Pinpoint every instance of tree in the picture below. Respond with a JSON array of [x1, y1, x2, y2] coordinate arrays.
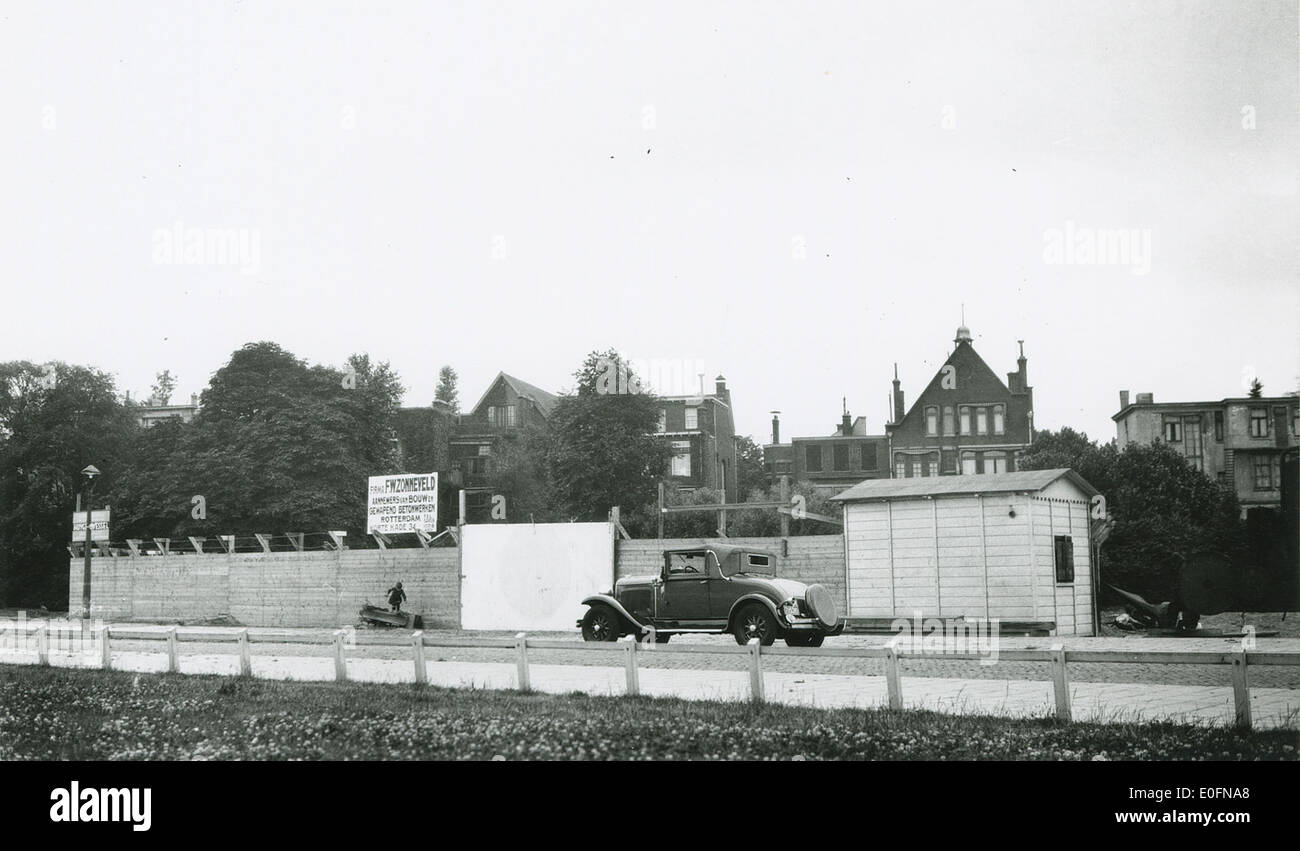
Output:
[[1248, 378, 1263, 399], [545, 350, 670, 522], [734, 435, 767, 498], [0, 361, 137, 607], [1016, 427, 1116, 495], [108, 342, 406, 540], [150, 370, 177, 406], [484, 420, 556, 523], [1019, 427, 1241, 602], [435, 365, 459, 412]]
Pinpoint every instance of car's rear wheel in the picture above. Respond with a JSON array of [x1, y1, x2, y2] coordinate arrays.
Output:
[[733, 604, 778, 646], [581, 605, 621, 642], [785, 633, 825, 648]]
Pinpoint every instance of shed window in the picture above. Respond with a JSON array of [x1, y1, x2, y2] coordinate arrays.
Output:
[[1054, 535, 1075, 583]]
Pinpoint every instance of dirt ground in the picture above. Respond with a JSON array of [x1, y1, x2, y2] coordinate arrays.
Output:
[[1098, 607, 1300, 638]]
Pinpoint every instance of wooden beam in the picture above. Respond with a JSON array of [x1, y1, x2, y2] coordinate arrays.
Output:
[[254, 534, 272, 554], [284, 532, 305, 552], [327, 530, 347, 550], [152, 538, 171, 555], [187, 536, 205, 554]]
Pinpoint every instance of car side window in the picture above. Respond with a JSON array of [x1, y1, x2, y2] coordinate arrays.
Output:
[[665, 552, 707, 578]]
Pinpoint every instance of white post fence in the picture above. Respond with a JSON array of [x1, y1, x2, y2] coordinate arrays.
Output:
[[8, 623, 1291, 732]]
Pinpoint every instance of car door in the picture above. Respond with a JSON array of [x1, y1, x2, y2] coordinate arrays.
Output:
[[708, 551, 752, 620], [655, 551, 712, 625]]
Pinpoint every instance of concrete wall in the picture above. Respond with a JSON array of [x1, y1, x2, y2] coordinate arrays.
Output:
[[71, 534, 848, 629], [70, 547, 461, 628], [615, 536, 846, 614]]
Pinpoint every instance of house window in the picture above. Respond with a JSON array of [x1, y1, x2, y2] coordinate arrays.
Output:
[[502, 405, 516, 427], [657, 409, 666, 433], [1163, 419, 1182, 442], [1214, 411, 1224, 441], [1054, 536, 1075, 583], [924, 453, 938, 477], [925, 406, 938, 436], [1249, 408, 1268, 438], [975, 407, 988, 435], [894, 455, 907, 478], [943, 406, 955, 436], [861, 443, 878, 471], [833, 444, 850, 471], [805, 445, 823, 473], [985, 451, 1007, 474], [1252, 454, 1276, 490], [671, 440, 692, 477], [993, 405, 1005, 435], [477, 445, 491, 456], [486, 406, 495, 425], [959, 406, 971, 435], [684, 407, 699, 430], [961, 452, 977, 475]]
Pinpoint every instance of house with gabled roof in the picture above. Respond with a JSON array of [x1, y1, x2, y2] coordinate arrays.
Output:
[[449, 371, 558, 499], [885, 323, 1034, 478]]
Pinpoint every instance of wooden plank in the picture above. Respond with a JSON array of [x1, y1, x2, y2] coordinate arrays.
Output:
[[625, 640, 639, 696], [412, 631, 427, 685], [238, 629, 251, 676], [1231, 650, 1251, 730], [884, 637, 903, 710], [747, 639, 764, 703], [515, 632, 530, 691], [1050, 643, 1071, 722], [332, 630, 347, 681]]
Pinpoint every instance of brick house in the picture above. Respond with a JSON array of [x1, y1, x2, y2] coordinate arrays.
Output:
[[450, 372, 558, 497], [885, 325, 1034, 477], [763, 405, 889, 495], [1113, 390, 1300, 514], [655, 376, 737, 502]]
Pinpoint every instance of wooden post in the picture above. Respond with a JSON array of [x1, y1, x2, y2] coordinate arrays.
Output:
[[238, 629, 252, 676], [413, 631, 427, 686], [747, 638, 764, 703], [98, 626, 111, 670], [459, 490, 467, 526], [1230, 650, 1251, 730], [1050, 643, 1071, 722], [285, 532, 304, 552], [779, 476, 790, 537], [515, 632, 530, 691], [255, 534, 272, 554], [35, 624, 48, 666], [166, 627, 179, 673], [625, 639, 640, 696], [187, 536, 205, 554], [884, 636, 903, 710], [333, 630, 347, 682]]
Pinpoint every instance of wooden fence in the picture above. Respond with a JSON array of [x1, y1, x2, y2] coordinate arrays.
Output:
[[10, 622, 1298, 731]]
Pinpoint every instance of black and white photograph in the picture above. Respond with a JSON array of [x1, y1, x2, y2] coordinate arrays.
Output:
[[0, 0, 1296, 833]]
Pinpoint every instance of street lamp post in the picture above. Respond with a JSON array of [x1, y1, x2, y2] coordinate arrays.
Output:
[[80, 465, 100, 621]]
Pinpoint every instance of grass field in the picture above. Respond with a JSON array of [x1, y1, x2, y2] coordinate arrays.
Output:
[[1, 665, 1296, 761]]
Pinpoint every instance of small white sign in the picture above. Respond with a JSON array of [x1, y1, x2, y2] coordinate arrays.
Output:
[[71, 510, 110, 543]]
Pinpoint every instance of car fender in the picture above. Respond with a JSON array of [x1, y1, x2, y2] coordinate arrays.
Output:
[[726, 594, 782, 629], [581, 594, 645, 631]]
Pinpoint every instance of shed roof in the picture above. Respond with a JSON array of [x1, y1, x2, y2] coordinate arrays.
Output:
[[829, 468, 1098, 502]]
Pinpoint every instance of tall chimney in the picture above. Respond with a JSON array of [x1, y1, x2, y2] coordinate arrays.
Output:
[[770, 411, 781, 445], [1119, 390, 1130, 409], [891, 364, 905, 424], [714, 375, 729, 401], [1017, 340, 1028, 390], [840, 397, 852, 435]]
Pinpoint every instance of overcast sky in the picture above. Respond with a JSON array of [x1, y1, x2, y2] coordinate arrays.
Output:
[[2, 0, 1296, 446]]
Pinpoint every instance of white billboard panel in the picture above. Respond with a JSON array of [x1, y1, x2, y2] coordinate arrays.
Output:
[[461, 522, 615, 631]]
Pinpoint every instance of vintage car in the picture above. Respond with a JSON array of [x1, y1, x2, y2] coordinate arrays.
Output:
[[577, 545, 843, 646]]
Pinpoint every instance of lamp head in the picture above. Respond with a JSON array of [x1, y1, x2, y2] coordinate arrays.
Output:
[[81, 465, 100, 480]]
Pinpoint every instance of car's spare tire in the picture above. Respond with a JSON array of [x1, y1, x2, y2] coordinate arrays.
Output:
[[804, 584, 839, 630]]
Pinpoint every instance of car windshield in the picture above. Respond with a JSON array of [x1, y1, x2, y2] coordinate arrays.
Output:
[[723, 552, 776, 577]]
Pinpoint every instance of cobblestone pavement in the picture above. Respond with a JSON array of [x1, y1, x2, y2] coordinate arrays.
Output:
[[3, 624, 1297, 730]]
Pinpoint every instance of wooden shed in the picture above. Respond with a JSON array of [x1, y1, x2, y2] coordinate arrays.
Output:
[[830, 468, 1100, 636]]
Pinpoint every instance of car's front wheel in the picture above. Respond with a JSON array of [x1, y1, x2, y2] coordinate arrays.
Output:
[[581, 605, 622, 642], [733, 604, 778, 646], [785, 633, 825, 648]]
